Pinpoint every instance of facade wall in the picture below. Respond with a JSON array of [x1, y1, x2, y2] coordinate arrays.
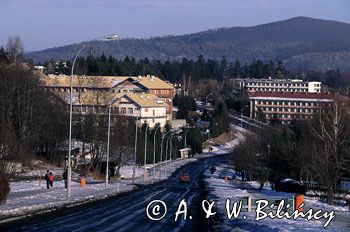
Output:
[[113, 99, 167, 128], [239, 79, 321, 93], [250, 97, 333, 123]]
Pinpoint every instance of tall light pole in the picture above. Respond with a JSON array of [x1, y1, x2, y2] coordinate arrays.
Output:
[[240, 105, 249, 128], [160, 130, 172, 178], [165, 134, 173, 177], [67, 34, 119, 198], [132, 112, 140, 183], [153, 125, 160, 180], [105, 103, 112, 188], [183, 126, 194, 148], [144, 124, 150, 182], [205, 93, 213, 110]]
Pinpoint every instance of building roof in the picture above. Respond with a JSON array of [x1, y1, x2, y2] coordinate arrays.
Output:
[[119, 93, 168, 108], [42, 75, 131, 88], [238, 78, 321, 84], [250, 91, 335, 100], [131, 76, 174, 90], [42, 75, 174, 90]]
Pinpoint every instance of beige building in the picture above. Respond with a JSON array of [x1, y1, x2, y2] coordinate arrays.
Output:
[[41, 74, 175, 123], [112, 93, 168, 127]]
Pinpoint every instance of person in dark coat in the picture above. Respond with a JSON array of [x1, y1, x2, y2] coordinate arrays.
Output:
[[62, 169, 68, 189], [44, 170, 50, 189], [49, 172, 54, 188]]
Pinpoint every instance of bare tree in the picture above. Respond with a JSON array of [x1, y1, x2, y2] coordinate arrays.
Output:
[[6, 36, 24, 64], [311, 98, 350, 204]]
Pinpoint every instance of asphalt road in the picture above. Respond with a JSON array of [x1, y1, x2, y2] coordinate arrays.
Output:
[[2, 156, 225, 232]]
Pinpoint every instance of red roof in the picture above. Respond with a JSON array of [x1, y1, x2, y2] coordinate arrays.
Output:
[[250, 91, 335, 100]]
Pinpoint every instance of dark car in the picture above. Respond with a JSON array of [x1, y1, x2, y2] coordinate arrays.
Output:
[[275, 178, 306, 194]]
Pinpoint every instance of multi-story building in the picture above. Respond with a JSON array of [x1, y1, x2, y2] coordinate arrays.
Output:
[[111, 93, 168, 127], [236, 78, 322, 93], [249, 92, 334, 124], [41, 74, 175, 122]]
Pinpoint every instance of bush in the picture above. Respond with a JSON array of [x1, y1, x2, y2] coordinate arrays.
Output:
[[0, 178, 10, 204]]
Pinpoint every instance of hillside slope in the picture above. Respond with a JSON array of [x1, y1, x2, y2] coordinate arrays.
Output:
[[26, 17, 350, 71]]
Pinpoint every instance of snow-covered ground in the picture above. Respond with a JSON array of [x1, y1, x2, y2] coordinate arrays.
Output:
[[0, 128, 245, 224], [0, 156, 199, 223], [204, 165, 350, 232], [1, 180, 134, 222]]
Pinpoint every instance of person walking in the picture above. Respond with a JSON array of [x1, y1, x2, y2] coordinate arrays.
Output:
[[44, 170, 50, 189], [49, 172, 54, 188], [62, 169, 68, 189]]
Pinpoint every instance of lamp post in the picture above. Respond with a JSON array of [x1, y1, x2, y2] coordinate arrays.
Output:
[[169, 134, 173, 174], [160, 130, 172, 178], [240, 105, 249, 128], [153, 125, 160, 180], [205, 93, 213, 110], [144, 124, 150, 182], [132, 111, 140, 183], [105, 103, 112, 188], [67, 34, 119, 198], [165, 134, 173, 177], [183, 126, 194, 148]]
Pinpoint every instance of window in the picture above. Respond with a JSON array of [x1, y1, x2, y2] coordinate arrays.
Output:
[[128, 108, 133, 114], [121, 107, 126, 114], [145, 108, 148, 112], [153, 109, 155, 116]]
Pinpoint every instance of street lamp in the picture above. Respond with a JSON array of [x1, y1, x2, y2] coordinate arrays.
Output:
[[144, 123, 150, 182], [160, 130, 172, 178], [153, 125, 160, 180], [240, 105, 249, 128], [183, 126, 194, 149], [165, 134, 173, 177], [204, 93, 213, 121], [132, 112, 140, 183], [105, 102, 112, 188], [67, 34, 119, 198], [205, 93, 213, 110]]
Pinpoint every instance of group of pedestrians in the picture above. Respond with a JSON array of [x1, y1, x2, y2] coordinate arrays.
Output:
[[44, 169, 68, 190]]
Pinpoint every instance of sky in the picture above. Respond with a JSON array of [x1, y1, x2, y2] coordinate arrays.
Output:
[[0, 0, 349, 51]]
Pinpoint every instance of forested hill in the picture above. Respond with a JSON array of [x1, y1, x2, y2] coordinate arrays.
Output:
[[26, 17, 350, 72]]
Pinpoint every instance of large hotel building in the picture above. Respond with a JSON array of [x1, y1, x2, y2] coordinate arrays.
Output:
[[41, 74, 175, 127], [249, 92, 334, 123], [237, 78, 322, 93]]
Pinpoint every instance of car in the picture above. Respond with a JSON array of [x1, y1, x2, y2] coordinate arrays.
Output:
[[275, 178, 306, 194], [180, 173, 190, 182]]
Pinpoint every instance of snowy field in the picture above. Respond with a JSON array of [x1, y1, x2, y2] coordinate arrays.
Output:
[[204, 165, 350, 232]]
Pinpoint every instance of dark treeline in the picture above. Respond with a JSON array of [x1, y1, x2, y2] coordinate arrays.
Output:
[[40, 55, 289, 83]]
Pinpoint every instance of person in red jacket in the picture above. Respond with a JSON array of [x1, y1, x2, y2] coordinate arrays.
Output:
[[49, 172, 54, 188]]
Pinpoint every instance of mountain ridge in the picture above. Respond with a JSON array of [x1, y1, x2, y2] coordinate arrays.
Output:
[[26, 17, 350, 72]]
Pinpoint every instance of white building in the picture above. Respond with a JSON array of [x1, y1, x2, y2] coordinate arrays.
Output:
[[112, 93, 168, 127], [249, 92, 334, 124], [237, 78, 321, 93]]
